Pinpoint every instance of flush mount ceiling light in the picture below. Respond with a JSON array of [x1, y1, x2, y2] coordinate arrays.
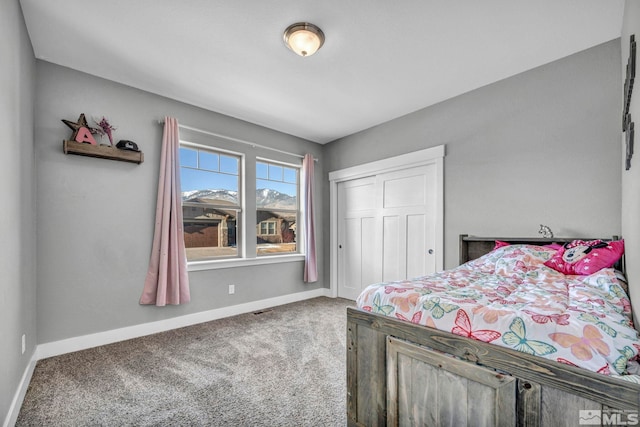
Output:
[[283, 22, 325, 57]]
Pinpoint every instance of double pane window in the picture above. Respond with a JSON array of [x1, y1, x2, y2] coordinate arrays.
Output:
[[179, 143, 302, 263], [180, 145, 241, 261]]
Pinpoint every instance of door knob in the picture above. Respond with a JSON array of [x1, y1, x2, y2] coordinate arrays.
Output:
[[428, 249, 434, 255]]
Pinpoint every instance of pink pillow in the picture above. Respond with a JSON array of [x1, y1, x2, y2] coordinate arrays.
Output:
[[544, 239, 624, 275], [545, 243, 563, 251], [494, 240, 510, 250]]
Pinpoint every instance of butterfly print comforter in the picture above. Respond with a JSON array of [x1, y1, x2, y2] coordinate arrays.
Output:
[[356, 244, 640, 379]]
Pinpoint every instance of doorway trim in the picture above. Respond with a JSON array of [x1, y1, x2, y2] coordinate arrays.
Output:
[[328, 145, 445, 297]]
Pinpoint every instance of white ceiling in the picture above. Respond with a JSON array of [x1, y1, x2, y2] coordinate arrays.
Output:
[[20, 0, 624, 144]]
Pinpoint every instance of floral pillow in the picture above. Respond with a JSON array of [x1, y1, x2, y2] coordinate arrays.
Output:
[[544, 239, 624, 275]]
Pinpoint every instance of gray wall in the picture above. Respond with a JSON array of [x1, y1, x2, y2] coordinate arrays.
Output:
[[34, 61, 324, 344], [1, 0, 37, 421], [621, 0, 640, 322], [324, 39, 622, 272]]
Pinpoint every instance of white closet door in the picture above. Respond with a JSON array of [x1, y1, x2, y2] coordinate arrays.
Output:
[[337, 177, 379, 300], [378, 164, 437, 282], [337, 164, 438, 300]]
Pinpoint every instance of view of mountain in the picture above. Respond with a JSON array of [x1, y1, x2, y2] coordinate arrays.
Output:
[[255, 188, 296, 209], [182, 189, 238, 205], [182, 188, 296, 209]]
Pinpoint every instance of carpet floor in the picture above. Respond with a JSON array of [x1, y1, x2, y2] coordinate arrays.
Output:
[[16, 297, 354, 426]]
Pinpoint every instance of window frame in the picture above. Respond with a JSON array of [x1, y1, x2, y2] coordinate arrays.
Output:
[[179, 141, 306, 271], [179, 141, 244, 262], [255, 157, 301, 257]]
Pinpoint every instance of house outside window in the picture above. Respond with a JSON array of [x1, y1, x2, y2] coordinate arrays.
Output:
[[256, 160, 299, 256], [179, 144, 241, 261]]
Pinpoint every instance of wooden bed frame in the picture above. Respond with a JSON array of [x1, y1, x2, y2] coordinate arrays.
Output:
[[346, 235, 639, 426]]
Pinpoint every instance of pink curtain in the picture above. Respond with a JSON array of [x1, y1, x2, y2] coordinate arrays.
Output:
[[302, 154, 318, 282], [140, 117, 190, 306]]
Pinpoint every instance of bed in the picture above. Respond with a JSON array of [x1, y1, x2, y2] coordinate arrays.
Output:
[[346, 235, 640, 426]]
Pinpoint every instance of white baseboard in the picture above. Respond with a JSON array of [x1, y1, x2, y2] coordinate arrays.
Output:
[[3, 355, 37, 427], [35, 288, 331, 361]]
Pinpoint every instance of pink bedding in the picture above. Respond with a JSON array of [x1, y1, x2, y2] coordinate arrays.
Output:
[[356, 244, 640, 378]]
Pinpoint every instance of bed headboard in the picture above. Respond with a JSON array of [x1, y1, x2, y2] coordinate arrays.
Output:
[[459, 234, 624, 272]]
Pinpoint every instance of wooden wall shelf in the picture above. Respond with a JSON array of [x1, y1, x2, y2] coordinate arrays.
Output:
[[63, 140, 144, 164]]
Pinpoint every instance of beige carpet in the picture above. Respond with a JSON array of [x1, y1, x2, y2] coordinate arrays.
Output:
[[17, 297, 353, 426]]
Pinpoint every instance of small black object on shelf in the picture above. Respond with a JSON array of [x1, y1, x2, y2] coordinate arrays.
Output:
[[116, 140, 140, 152]]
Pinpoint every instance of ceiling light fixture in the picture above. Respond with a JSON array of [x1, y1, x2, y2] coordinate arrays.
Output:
[[283, 22, 325, 57]]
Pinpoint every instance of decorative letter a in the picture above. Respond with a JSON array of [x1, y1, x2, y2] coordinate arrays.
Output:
[[75, 127, 97, 145]]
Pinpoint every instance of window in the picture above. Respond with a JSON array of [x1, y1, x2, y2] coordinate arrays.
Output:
[[178, 140, 304, 267], [179, 145, 241, 261], [259, 221, 278, 235], [256, 160, 299, 256]]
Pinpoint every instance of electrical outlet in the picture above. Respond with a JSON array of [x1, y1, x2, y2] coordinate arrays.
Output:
[[228, 284, 235, 295], [21, 334, 26, 355]]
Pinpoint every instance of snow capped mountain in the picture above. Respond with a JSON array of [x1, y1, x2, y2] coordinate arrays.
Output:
[[182, 188, 295, 209], [182, 189, 238, 204], [256, 188, 296, 209]]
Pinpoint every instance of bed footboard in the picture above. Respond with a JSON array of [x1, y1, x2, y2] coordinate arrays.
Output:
[[347, 307, 640, 427]]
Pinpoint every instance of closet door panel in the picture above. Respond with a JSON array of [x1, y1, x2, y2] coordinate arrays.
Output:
[[382, 215, 401, 282], [406, 214, 426, 279]]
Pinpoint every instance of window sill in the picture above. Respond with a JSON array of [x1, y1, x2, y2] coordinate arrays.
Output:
[[187, 254, 305, 271]]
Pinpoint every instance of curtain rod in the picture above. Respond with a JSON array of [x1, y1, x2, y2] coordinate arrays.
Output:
[[158, 120, 317, 162]]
